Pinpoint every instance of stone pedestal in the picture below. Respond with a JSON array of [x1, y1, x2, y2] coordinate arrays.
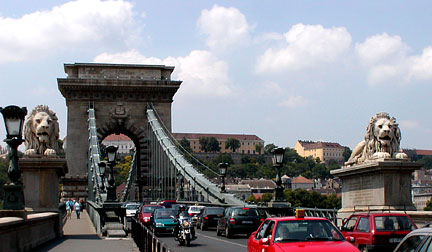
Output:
[[19, 158, 68, 212], [331, 159, 422, 221]]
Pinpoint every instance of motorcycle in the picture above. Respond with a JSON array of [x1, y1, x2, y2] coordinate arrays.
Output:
[[175, 215, 195, 246]]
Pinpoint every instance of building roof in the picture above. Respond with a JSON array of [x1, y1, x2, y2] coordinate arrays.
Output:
[[240, 179, 276, 189], [416, 149, 432, 156], [297, 140, 344, 149], [103, 134, 131, 141], [172, 133, 264, 142], [291, 175, 314, 184]]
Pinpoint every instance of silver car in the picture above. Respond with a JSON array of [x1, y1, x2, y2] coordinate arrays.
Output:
[[393, 227, 432, 252]]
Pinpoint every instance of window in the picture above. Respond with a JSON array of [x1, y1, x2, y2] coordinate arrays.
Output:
[[255, 220, 270, 240], [356, 217, 370, 232], [343, 217, 358, 232], [396, 235, 426, 252]]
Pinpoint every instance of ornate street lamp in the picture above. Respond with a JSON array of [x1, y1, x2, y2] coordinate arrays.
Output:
[[106, 145, 118, 201], [98, 162, 107, 192], [0, 105, 27, 210], [218, 162, 228, 193], [272, 148, 285, 202]]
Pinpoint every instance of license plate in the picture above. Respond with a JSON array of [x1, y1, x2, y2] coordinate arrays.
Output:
[[389, 238, 402, 243], [243, 221, 253, 224]]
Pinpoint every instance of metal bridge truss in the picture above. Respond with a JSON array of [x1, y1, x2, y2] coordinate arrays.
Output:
[[146, 105, 244, 206]]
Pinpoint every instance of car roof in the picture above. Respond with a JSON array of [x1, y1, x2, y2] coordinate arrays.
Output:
[[405, 227, 432, 236], [265, 216, 330, 221], [350, 213, 410, 217]]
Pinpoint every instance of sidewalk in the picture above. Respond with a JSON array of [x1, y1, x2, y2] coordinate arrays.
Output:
[[34, 210, 134, 252]]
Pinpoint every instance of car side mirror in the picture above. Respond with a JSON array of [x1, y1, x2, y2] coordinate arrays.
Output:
[[251, 231, 257, 236], [345, 236, 355, 243], [259, 237, 270, 245]]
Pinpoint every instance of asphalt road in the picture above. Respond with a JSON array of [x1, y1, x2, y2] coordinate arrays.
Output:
[[158, 227, 249, 252]]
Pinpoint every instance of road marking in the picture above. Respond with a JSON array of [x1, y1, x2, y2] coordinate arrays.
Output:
[[197, 233, 247, 248]]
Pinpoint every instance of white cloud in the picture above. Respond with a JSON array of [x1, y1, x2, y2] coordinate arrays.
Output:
[[256, 23, 352, 73], [355, 33, 408, 65], [409, 46, 432, 81], [197, 5, 252, 51], [278, 95, 308, 108], [93, 49, 232, 97], [261, 81, 283, 95], [0, 0, 136, 63], [367, 64, 402, 84], [400, 120, 420, 130]]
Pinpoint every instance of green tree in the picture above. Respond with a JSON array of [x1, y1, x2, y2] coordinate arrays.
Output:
[[343, 147, 352, 162], [208, 137, 221, 152], [261, 193, 273, 202], [264, 144, 277, 154], [425, 197, 432, 211], [255, 143, 263, 155], [199, 137, 210, 152], [225, 137, 241, 153], [178, 137, 192, 153], [419, 156, 432, 169], [114, 155, 132, 186]]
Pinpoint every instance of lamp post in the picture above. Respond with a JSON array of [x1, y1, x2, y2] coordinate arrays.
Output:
[[106, 145, 118, 201], [176, 172, 184, 201], [218, 162, 228, 193], [98, 162, 107, 192], [272, 148, 285, 202], [0, 105, 27, 210]]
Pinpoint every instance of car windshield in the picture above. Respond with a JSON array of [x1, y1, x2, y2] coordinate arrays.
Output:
[[155, 210, 176, 219], [274, 220, 344, 243], [143, 206, 161, 213], [127, 204, 139, 210], [189, 207, 204, 212], [207, 208, 224, 215], [374, 216, 415, 231], [232, 208, 259, 216]]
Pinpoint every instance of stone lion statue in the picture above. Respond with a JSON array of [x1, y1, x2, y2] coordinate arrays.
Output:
[[345, 112, 407, 166], [24, 105, 59, 157]]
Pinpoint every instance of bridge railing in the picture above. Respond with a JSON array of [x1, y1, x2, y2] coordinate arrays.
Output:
[[131, 217, 172, 252], [88, 107, 104, 203]]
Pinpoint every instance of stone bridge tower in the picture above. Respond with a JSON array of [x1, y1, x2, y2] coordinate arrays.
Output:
[[58, 63, 181, 201]]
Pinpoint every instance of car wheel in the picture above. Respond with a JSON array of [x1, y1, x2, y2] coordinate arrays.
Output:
[[216, 226, 222, 236], [201, 222, 206, 231], [225, 226, 232, 238]]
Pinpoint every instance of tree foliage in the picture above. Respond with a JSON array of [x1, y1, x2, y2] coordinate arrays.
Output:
[[343, 147, 352, 162], [255, 143, 263, 155], [178, 137, 192, 153], [225, 137, 240, 153], [114, 155, 132, 186], [418, 156, 432, 170], [285, 189, 341, 209], [425, 197, 432, 211], [199, 137, 220, 152]]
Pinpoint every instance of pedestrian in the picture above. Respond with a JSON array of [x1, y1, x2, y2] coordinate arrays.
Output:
[[74, 199, 82, 219], [66, 199, 73, 219]]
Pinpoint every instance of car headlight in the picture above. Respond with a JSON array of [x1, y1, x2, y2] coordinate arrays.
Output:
[[156, 223, 164, 227]]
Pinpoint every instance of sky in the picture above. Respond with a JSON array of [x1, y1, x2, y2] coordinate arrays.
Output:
[[0, 0, 431, 151]]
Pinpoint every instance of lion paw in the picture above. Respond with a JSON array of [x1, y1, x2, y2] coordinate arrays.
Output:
[[25, 149, 37, 156], [372, 152, 391, 159], [44, 149, 57, 157], [395, 152, 408, 159]]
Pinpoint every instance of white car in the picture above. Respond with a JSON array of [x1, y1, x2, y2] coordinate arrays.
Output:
[[187, 205, 205, 225], [125, 203, 140, 218]]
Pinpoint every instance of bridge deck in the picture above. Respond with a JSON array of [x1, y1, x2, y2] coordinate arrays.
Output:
[[34, 210, 136, 252]]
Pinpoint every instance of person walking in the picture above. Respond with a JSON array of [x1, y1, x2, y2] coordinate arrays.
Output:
[[66, 199, 73, 219], [74, 199, 82, 219]]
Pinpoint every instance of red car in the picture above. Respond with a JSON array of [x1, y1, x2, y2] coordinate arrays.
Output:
[[138, 204, 163, 225], [248, 210, 359, 252], [340, 212, 417, 252]]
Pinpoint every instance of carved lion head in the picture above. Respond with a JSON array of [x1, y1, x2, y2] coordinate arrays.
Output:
[[24, 105, 59, 156], [364, 112, 401, 159]]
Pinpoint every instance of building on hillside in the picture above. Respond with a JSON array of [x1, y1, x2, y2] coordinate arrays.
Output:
[[172, 133, 264, 154], [294, 140, 345, 165], [403, 149, 432, 161], [291, 175, 314, 190], [413, 192, 432, 210], [102, 134, 135, 154], [240, 179, 276, 194], [225, 184, 252, 200]]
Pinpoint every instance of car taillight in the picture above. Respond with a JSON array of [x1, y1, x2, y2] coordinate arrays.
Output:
[[229, 218, 236, 224], [189, 213, 194, 216], [204, 217, 209, 220], [260, 218, 264, 222]]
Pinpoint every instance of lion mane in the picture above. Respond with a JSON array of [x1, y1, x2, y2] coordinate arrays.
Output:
[[345, 112, 402, 166], [24, 105, 59, 157]]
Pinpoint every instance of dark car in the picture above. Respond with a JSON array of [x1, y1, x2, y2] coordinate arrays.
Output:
[[138, 204, 163, 225], [341, 213, 416, 252], [197, 207, 224, 230], [150, 208, 178, 236], [393, 227, 432, 252], [217, 206, 264, 238]]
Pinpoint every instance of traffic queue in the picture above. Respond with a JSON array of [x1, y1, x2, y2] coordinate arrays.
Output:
[[128, 200, 421, 252]]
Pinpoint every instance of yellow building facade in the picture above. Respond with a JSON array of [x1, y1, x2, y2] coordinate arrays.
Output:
[[294, 140, 345, 165], [172, 133, 264, 154]]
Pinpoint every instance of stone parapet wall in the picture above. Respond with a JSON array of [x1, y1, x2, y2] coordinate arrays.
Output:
[[0, 212, 60, 252]]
